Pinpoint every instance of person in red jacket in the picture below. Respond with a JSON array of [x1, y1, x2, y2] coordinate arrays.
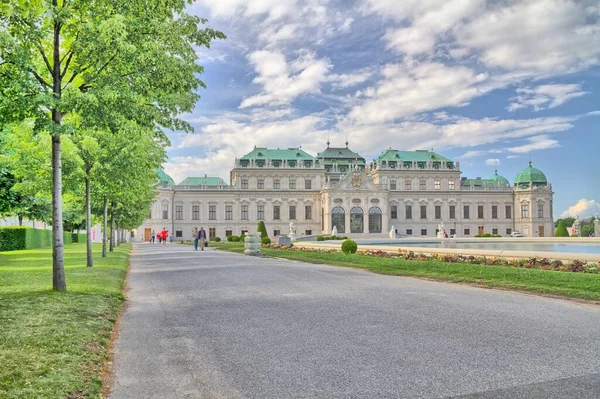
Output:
[[160, 228, 168, 246]]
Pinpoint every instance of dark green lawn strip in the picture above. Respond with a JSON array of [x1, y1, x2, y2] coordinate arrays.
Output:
[[0, 243, 130, 398], [215, 243, 600, 301]]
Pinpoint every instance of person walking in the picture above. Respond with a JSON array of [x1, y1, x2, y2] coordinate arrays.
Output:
[[161, 228, 168, 246], [198, 227, 207, 251], [193, 228, 199, 250], [151, 230, 156, 244]]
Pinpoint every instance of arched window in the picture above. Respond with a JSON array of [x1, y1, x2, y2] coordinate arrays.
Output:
[[331, 207, 345, 234], [350, 207, 364, 233], [368, 207, 382, 233]]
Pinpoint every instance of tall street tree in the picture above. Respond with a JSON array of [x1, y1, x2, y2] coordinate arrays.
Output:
[[0, 1, 224, 291]]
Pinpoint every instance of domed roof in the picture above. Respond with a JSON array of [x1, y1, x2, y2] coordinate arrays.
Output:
[[514, 162, 547, 185], [155, 168, 175, 187], [490, 170, 510, 187]]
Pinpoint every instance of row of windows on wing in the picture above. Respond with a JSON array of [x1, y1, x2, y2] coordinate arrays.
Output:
[[239, 159, 316, 168], [375, 160, 455, 170], [384, 203, 544, 220], [158, 204, 313, 221], [172, 227, 315, 239], [239, 178, 314, 190], [398, 227, 515, 236], [236, 178, 456, 190]]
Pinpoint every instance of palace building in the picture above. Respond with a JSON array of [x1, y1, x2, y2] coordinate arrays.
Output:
[[137, 144, 554, 241]]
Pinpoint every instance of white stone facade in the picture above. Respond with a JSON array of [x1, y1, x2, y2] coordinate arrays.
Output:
[[136, 148, 555, 241]]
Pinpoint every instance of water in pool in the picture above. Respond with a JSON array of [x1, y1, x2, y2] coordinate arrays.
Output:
[[381, 242, 600, 255]]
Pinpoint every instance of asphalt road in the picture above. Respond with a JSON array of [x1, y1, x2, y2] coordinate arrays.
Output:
[[109, 243, 600, 399]]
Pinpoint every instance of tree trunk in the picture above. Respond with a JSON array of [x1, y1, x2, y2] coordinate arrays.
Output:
[[18, 215, 23, 226], [116, 224, 121, 246], [109, 209, 114, 252], [102, 197, 107, 257], [85, 169, 93, 267], [51, 133, 66, 291]]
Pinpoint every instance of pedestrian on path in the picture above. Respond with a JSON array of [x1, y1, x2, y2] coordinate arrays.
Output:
[[193, 228, 199, 250], [160, 228, 168, 246], [151, 230, 156, 244], [198, 227, 206, 250]]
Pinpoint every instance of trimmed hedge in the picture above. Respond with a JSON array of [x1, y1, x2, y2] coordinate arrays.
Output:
[[0, 227, 83, 252], [261, 237, 271, 245], [341, 239, 358, 254]]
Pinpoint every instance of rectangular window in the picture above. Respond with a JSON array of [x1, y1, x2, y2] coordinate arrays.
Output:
[[538, 204, 544, 218], [405, 205, 412, 220], [420, 179, 426, 190], [305, 229, 312, 236], [506, 228, 512, 235], [406, 229, 412, 235], [175, 230, 182, 238], [273, 205, 280, 220], [305, 205, 312, 219], [405, 179, 412, 190], [257, 205, 264, 220], [175, 205, 183, 220], [421, 229, 427, 236], [391, 205, 398, 219], [226, 230, 232, 237], [209, 205, 216, 220], [521, 204, 529, 218], [273, 229, 280, 237], [492, 205, 498, 219], [241, 205, 248, 220], [390, 179, 397, 190], [257, 179, 264, 189], [225, 205, 232, 220], [162, 205, 168, 219], [273, 179, 280, 189], [289, 179, 296, 189], [478, 205, 484, 219], [192, 205, 199, 220], [420, 205, 427, 220], [464, 205, 470, 219], [449, 180, 455, 190], [505, 205, 512, 219], [449, 205, 456, 219], [434, 179, 441, 190], [289, 205, 296, 220], [450, 228, 456, 236], [464, 228, 470, 236], [492, 228, 498, 235], [305, 179, 312, 189], [435, 205, 441, 219], [241, 179, 248, 189]]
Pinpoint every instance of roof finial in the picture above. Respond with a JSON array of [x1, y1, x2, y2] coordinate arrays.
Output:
[[327, 132, 330, 148], [528, 160, 532, 167], [345, 132, 348, 148]]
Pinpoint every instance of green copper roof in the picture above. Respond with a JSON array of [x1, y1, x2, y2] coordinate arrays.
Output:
[[462, 177, 508, 188], [240, 147, 314, 160], [377, 149, 452, 162], [514, 162, 547, 185], [179, 176, 228, 186], [490, 170, 510, 187], [155, 168, 175, 187], [317, 147, 365, 162]]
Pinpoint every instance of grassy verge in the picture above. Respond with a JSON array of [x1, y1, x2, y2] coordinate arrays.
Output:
[[214, 243, 600, 301], [0, 242, 131, 398]]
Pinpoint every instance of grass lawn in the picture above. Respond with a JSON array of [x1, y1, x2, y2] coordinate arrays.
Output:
[[0, 242, 130, 398], [213, 242, 600, 301]]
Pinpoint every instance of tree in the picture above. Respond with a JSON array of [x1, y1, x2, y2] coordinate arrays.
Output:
[[555, 221, 569, 237], [555, 217, 575, 228], [1, 2, 225, 291], [257, 221, 268, 239]]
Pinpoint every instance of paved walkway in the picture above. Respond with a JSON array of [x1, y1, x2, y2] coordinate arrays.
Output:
[[110, 243, 600, 398]]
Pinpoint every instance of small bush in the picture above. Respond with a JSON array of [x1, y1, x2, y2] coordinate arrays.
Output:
[[341, 239, 358, 254], [261, 237, 271, 245], [214, 237, 221, 242], [231, 235, 240, 242], [555, 221, 569, 237], [240, 233, 246, 242], [342, 236, 348, 239], [257, 221, 268, 239], [316, 236, 325, 241], [227, 235, 233, 242]]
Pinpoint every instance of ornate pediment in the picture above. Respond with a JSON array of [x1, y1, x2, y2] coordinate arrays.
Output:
[[330, 170, 383, 192]]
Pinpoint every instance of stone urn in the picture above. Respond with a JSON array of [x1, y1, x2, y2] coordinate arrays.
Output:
[[244, 231, 261, 256]]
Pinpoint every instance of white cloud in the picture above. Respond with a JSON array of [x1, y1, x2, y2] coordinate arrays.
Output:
[[485, 158, 500, 166], [505, 135, 560, 153], [560, 199, 600, 218], [328, 69, 374, 89], [508, 84, 588, 112], [240, 50, 331, 108], [347, 61, 488, 124], [459, 150, 484, 159]]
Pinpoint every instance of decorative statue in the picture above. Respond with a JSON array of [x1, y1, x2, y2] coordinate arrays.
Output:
[[332, 226, 338, 237], [389, 226, 396, 239], [594, 215, 600, 237], [288, 221, 297, 241], [572, 216, 581, 237]]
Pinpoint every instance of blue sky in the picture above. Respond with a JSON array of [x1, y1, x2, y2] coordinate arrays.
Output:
[[164, 0, 600, 219]]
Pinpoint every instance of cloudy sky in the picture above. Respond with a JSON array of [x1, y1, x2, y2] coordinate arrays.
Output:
[[164, 0, 600, 219]]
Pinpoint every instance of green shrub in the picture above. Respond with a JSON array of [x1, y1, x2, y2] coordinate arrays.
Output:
[[316, 236, 325, 241], [231, 235, 240, 242], [261, 237, 271, 245], [63, 232, 73, 245], [555, 221, 569, 237], [342, 236, 348, 239], [240, 233, 246, 242], [227, 235, 233, 242], [341, 239, 357, 254], [214, 236, 221, 242], [0, 227, 52, 252], [257, 221, 268, 239]]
